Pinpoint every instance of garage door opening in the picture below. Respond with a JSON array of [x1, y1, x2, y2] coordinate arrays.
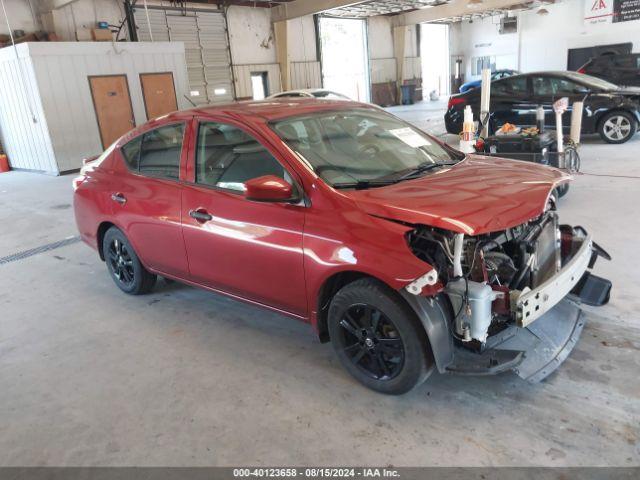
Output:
[[420, 23, 449, 99], [319, 17, 370, 102], [251, 72, 269, 100]]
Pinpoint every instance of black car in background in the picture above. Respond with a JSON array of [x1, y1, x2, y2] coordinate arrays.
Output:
[[445, 71, 640, 144], [578, 54, 640, 88]]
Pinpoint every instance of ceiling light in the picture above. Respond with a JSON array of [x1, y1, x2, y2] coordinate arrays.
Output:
[[537, 7, 549, 15]]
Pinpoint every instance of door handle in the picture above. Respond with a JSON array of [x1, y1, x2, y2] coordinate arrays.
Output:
[[189, 208, 212, 223], [111, 193, 126, 205]]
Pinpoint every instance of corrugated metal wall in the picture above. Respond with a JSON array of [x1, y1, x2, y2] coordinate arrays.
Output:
[[232, 63, 281, 99], [135, 7, 234, 105], [290, 61, 322, 90], [0, 44, 57, 173], [370, 56, 422, 84], [0, 42, 190, 174], [232, 62, 321, 99]]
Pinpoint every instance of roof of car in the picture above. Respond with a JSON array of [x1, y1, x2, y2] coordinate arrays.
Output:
[[274, 88, 328, 94], [150, 98, 377, 124]]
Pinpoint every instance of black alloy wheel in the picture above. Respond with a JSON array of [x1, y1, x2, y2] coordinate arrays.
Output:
[[338, 304, 405, 381], [107, 238, 135, 287], [103, 226, 156, 295], [328, 278, 433, 395]]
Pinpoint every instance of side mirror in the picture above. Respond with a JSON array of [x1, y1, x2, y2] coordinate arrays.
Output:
[[244, 175, 295, 202]]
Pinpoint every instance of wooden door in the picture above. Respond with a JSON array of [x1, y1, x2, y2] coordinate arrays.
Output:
[[89, 75, 135, 149], [140, 72, 178, 120]]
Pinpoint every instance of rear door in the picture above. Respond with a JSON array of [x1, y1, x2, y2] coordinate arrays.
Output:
[[180, 118, 307, 316], [490, 76, 533, 129], [112, 122, 190, 277]]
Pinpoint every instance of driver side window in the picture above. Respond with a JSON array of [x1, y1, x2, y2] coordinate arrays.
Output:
[[195, 122, 291, 192]]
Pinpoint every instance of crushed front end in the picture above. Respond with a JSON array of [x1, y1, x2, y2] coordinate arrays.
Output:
[[405, 208, 612, 382]]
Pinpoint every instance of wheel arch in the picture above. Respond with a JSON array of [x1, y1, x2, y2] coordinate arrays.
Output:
[[315, 270, 454, 371], [316, 270, 455, 373], [596, 109, 638, 143], [596, 108, 638, 130], [316, 270, 374, 343], [96, 221, 116, 261]]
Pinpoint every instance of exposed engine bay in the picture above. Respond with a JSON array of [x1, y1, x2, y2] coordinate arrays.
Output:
[[405, 208, 612, 355]]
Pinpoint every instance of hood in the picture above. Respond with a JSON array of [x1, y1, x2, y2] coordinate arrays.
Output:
[[343, 155, 570, 235]]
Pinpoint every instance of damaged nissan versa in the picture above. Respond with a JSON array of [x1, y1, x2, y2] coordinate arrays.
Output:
[[73, 99, 612, 394]]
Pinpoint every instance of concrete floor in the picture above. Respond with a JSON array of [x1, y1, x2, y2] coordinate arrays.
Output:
[[1, 103, 639, 466]]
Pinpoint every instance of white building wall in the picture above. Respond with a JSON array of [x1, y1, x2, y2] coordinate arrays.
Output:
[[451, 0, 640, 81], [0, 41, 189, 174], [0, 0, 125, 40], [0, 43, 57, 173], [0, 0, 39, 35], [288, 14, 321, 90], [368, 16, 395, 83], [368, 16, 421, 83], [226, 6, 319, 96]]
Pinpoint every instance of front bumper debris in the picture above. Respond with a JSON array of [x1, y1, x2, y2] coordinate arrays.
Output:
[[512, 233, 593, 327], [495, 299, 585, 382], [446, 299, 584, 383], [444, 229, 611, 383]]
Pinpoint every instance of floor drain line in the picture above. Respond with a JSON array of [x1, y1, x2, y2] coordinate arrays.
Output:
[[0, 236, 81, 265]]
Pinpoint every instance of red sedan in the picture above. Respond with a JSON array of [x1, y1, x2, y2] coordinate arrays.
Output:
[[74, 99, 611, 394]]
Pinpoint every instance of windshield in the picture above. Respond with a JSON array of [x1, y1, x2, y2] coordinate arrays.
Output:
[[271, 109, 463, 187], [565, 71, 619, 91]]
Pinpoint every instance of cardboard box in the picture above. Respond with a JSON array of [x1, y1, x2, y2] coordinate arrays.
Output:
[[91, 28, 113, 42]]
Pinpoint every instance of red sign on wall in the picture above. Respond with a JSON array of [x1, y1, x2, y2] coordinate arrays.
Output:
[[584, 0, 640, 23]]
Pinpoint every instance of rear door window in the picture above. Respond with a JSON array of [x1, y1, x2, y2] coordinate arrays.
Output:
[[121, 136, 142, 170], [138, 124, 185, 180]]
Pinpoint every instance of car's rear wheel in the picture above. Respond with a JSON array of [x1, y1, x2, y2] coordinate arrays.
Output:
[[327, 279, 433, 395], [103, 226, 156, 295], [598, 111, 637, 144]]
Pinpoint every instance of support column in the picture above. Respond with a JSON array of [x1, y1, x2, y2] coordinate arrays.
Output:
[[274, 20, 291, 92], [393, 25, 407, 105]]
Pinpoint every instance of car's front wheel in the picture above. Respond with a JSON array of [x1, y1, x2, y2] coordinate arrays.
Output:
[[327, 279, 433, 395], [598, 111, 637, 144], [103, 226, 156, 295]]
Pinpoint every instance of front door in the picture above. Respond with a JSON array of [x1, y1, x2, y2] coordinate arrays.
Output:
[[140, 72, 179, 120], [181, 119, 307, 316], [530, 75, 589, 132], [89, 75, 135, 148]]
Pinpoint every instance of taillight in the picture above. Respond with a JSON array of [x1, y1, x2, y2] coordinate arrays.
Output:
[[448, 96, 466, 109]]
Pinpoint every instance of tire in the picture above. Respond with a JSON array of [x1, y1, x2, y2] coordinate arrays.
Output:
[[598, 111, 637, 144], [327, 278, 433, 395], [103, 226, 156, 295]]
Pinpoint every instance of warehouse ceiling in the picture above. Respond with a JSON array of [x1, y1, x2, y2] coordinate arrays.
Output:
[[323, 0, 449, 18]]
